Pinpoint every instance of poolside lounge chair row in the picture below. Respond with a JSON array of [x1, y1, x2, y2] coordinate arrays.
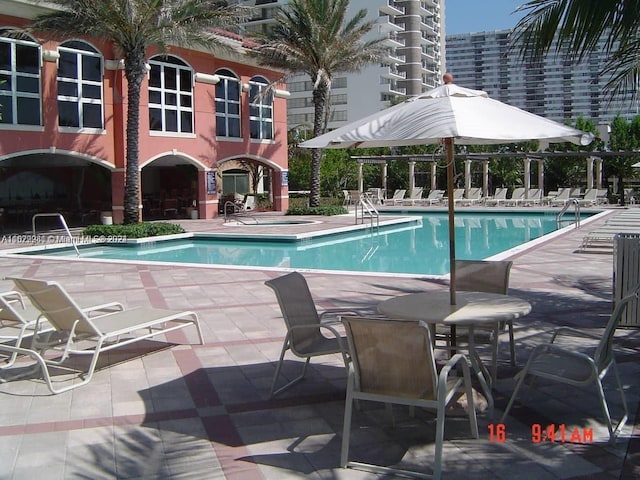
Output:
[[580, 210, 640, 252]]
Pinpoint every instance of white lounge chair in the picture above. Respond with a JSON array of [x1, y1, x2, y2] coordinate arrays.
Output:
[[484, 187, 508, 206], [1, 277, 203, 394], [579, 188, 599, 206], [504, 187, 525, 206], [550, 188, 573, 206], [458, 187, 483, 206], [417, 189, 444, 206], [402, 187, 424, 206], [388, 189, 407, 205]]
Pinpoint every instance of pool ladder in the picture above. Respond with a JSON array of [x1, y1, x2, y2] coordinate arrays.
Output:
[[355, 195, 379, 232], [223, 201, 258, 224], [556, 198, 581, 228]]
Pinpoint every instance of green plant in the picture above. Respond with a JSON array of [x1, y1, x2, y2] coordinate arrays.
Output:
[[285, 206, 347, 216], [82, 222, 185, 239]]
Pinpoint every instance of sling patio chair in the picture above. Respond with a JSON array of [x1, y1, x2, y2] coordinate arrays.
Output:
[[388, 189, 407, 205], [402, 187, 424, 206], [417, 189, 444, 206], [264, 271, 360, 398], [436, 260, 515, 386], [341, 316, 478, 480], [500, 283, 640, 443], [2, 277, 203, 394]]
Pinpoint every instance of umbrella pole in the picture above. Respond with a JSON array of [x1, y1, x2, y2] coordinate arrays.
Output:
[[445, 138, 456, 305]]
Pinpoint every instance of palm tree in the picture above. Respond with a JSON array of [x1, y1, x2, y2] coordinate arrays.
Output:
[[250, 0, 386, 207], [28, 0, 247, 223], [511, 0, 640, 102]]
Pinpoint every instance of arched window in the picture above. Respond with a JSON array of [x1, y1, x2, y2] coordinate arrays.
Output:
[[57, 40, 103, 129], [249, 75, 273, 140], [0, 28, 41, 126], [215, 68, 240, 138], [148, 55, 193, 133]]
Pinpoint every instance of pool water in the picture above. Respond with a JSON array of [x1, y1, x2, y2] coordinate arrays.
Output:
[[29, 212, 581, 276]]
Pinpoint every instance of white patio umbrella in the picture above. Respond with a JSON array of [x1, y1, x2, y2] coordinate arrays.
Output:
[[300, 80, 593, 304]]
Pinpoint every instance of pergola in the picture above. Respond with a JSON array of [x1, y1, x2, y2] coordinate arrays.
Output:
[[351, 151, 640, 198]]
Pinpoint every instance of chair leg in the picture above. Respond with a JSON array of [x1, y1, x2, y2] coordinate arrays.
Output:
[[507, 321, 516, 366], [269, 341, 311, 398], [340, 386, 354, 468], [599, 362, 629, 442], [500, 367, 529, 423]]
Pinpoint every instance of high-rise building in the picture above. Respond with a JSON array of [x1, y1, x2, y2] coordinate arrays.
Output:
[[445, 29, 637, 124], [237, 0, 446, 129]]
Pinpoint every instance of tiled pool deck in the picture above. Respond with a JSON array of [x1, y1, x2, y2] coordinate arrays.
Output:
[[0, 207, 639, 479]]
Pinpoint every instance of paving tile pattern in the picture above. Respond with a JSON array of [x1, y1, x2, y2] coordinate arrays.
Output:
[[0, 208, 639, 479]]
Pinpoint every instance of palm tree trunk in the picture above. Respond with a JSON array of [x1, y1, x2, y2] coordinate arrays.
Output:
[[122, 49, 146, 224], [310, 86, 328, 208]]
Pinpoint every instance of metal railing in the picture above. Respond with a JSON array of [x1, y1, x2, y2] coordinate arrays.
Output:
[[32, 213, 80, 257], [356, 195, 379, 231], [556, 198, 581, 228], [223, 201, 257, 224]]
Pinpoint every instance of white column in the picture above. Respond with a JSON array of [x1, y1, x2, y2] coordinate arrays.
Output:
[[382, 162, 388, 199], [524, 157, 531, 196], [482, 161, 489, 198], [586, 156, 594, 189], [431, 161, 437, 191], [409, 161, 416, 195], [538, 159, 545, 193], [358, 162, 364, 192], [595, 157, 603, 188], [464, 159, 472, 195]]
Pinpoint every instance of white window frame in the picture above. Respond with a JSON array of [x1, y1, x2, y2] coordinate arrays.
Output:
[[0, 30, 42, 129], [215, 69, 241, 138], [57, 40, 104, 132], [148, 55, 194, 135], [248, 76, 273, 141]]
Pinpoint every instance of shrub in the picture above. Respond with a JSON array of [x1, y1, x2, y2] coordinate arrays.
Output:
[[285, 206, 348, 216], [82, 222, 185, 239]]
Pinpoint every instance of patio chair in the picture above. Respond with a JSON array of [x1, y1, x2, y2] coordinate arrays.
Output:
[[443, 188, 465, 206], [341, 316, 478, 480], [2, 277, 203, 394], [550, 188, 572, 206], [523, 188, 542, 206], [500, 283, 640, 443], [264, 271, 359, 398], [402, 187, 424, 206], [438, 260, 515, 386], [578, 188, 599, 206]]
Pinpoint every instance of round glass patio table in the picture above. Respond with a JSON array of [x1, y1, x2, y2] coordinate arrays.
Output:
[[377, 290, 532, 414]]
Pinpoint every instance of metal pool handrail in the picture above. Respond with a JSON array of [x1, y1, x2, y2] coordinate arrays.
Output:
[[32, 213, 80, 257]]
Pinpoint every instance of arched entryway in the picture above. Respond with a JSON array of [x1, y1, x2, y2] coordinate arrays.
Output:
[[0, 150, 113, 228]]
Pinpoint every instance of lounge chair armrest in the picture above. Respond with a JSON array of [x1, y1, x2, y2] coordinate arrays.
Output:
[[83, 302, 125, 316], [0, 290, 26, 308], [438, 353, 473, 392], [550, 326, 600, 343]]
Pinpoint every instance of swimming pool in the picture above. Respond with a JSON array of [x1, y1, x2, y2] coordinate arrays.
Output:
[[16, 211, 596, 276]]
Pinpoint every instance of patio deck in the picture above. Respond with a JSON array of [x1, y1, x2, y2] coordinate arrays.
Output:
[[0, 208, 639, 479]]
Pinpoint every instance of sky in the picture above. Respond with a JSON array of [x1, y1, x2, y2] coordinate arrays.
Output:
[[445, 0, 526, 35]]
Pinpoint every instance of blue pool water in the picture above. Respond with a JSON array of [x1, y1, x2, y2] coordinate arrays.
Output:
[[26, 212, 583, 276]]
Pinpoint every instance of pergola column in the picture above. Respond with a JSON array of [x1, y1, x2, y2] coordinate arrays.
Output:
[[358, 162, 363, 192], [482, 160, 489, 197], [595, 157, 603, 188], [464, 159, 472, 195], [586, 156, 594, 189], [523, 157, 531, 196], [537, 159, 545, 193], [431, 161, 437, 191], [409, 161, 416, 195], [382, 162, 388, 199]]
